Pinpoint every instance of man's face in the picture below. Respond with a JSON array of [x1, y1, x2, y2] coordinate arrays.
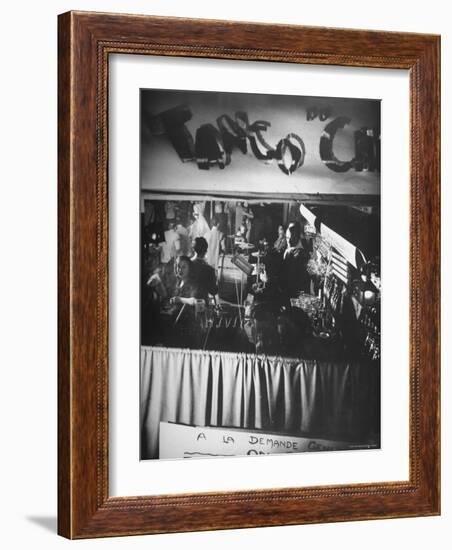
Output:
[[286, 228, 298, 247], [176, 258, 190, 279]]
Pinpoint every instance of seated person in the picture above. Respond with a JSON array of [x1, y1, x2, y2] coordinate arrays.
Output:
[[245, 245, 312, 356], [245, 251, 284, 354], [142, 267, 167, 346], [273, 224, 287, 254], [170, 255, 200, 307], [191, 237, 219, 305], [169, 256, 203, 348], [281, 221, 310, 298], [276, 306, 312, 356]]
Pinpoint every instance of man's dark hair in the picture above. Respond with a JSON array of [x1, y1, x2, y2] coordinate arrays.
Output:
[[193, 237, 208, 257]]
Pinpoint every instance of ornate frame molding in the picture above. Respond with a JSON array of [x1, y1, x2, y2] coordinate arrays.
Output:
[[58, 11, 440, 538]]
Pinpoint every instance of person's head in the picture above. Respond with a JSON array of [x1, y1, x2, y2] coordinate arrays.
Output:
[[278, 224, 285, 237], [175, 255, 192, 281], [193, 237, 208, 258], [286, 222, 301, 247], [167, 220, 175, 231]]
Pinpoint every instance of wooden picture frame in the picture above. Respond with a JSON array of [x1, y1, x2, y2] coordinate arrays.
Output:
[[58, 11, 440, 538]]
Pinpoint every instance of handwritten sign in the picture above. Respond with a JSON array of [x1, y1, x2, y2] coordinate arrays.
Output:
[[158, 422, 362, 459]]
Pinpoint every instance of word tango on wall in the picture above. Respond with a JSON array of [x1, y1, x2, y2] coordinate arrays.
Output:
[[146, 104, 380, 176]]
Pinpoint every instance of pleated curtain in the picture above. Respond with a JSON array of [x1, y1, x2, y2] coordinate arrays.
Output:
[[140, 346, 379, 459]]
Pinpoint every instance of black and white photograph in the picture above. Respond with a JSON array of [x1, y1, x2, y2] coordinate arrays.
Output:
[[1, 0, 445, 545], [139, 88, 381, 460]]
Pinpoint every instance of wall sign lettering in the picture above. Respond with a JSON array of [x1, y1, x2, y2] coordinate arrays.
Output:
[[147, 105, 380, 176]]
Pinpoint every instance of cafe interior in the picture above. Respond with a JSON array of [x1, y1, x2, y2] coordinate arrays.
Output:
[[140, 195, 381, 459]]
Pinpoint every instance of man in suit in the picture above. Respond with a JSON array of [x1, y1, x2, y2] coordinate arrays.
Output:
[[282, 222, 310, 299], [191, 237, 219, 305]]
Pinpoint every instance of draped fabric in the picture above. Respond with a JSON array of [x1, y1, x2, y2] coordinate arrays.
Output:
[[140, 346, 379, 459], [206, 226, 222, 269], [189, 202, 211, 241]]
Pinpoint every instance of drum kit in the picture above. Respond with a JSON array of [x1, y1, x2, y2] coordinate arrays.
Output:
[[226, 235, 268, 253], [224, 236, 269, 294], [226, 234, 255, 253], [236, 241, 255, 251]]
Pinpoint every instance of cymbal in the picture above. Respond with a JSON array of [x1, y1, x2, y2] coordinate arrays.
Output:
[[251, 251, 265, 257], [236, 242, 255, 249]]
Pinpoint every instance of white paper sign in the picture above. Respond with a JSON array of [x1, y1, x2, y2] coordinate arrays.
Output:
[[159, 422, 363, 459]]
